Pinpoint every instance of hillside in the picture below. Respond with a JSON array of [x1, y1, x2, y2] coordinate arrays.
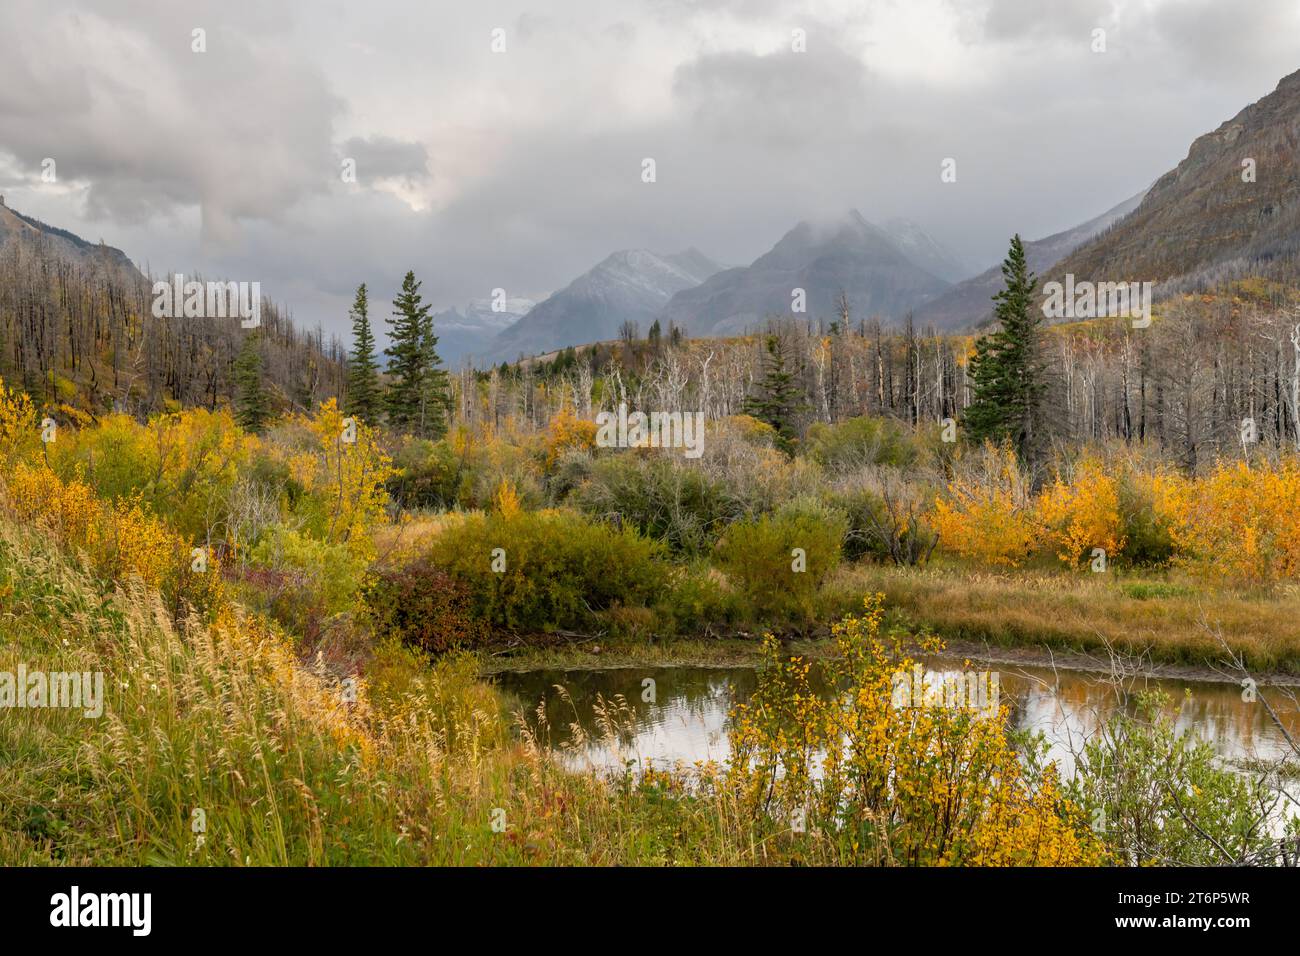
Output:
[[0, 197, 141, 285], [0, 199, 342, 415], [1052, 69, 1300, 295], [912, 190, 1147, 331]]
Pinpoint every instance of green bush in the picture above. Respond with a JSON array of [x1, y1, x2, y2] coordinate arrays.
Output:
[[426, 509, 669, 633], [658, 563, 743, 635], [570, 454, 745, 555], [714, 497, 847, 629], [386, 438, 464, 510], [1117, 472, 1176, 567], [1067, 692, 1290, 865], [805, 416, 917, 473], [243, 527, 368, 633]]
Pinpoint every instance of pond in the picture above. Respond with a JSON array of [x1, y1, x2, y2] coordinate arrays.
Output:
[[493, 656, 1300, 782]]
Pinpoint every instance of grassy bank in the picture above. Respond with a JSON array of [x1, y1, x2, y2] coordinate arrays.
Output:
[[830, 562, 1300, 675]]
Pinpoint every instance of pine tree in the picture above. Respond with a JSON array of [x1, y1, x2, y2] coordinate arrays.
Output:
[[234, 331, 270, 434], [743, 334, 807, 454], [384, 271, 432, 430], [964, 234, 1046, 463], [345, 283, 382, 422], [418, 312, 452, 439]]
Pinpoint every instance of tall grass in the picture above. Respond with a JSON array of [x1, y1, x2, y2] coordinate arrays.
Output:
[[0, 519, 822, 865]]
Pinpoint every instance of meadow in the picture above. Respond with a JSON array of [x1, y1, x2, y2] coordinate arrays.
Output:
[[2, 376, 1299, 865]]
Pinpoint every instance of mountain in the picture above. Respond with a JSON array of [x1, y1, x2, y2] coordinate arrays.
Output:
[[432, 296, 536, 367], [911, 189, 1146, 331], [656, 210, 953, 337], [485, 248, 722, 362], [882, 217, 971, 283], [0, 195, 141, 282], [1048, 68, 1300, 296]]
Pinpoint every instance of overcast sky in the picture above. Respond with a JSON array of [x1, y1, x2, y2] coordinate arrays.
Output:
[[1, 0, 1298, 343]]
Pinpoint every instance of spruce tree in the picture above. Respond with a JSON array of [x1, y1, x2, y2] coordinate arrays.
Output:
[[964, 234, 1045, 463], [345, 283, 382, 422], [233, 331, 270, 434], [384, 271, 432, 430], [743, 334, 807, 454]]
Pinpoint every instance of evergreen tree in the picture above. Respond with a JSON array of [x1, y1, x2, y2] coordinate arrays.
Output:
[[234, 331, 270, 433], [964, 234, 1046, 463], [384, 271, 433, 430], [345, 283, 382, 422], [743, 334, 807, 454]]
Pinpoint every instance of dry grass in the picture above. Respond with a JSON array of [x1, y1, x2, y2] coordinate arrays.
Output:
[[831, 561, 1300, 674]]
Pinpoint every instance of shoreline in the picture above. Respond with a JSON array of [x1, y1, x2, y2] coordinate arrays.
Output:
[[478, 632, 1300, 687]]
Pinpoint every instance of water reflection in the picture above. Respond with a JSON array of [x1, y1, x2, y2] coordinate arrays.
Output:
[[494, 657, 1300, 779]]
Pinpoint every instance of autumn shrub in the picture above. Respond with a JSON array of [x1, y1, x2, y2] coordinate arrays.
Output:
[[826, 469, 938, 565], [2, 460, 222, 613], [0, 378, 37, 468], [275, 399, 394, 558], [50, 408, 252, 542], [425, 508, 668, 633], [727, 596, 1104, 865], [1162, 460, 1300, 585], [1034, 455, 1125, 568], [361, 554, 489, 653], [717, 413, 778, 448], [543, 404, 598, 469], [931, 444, 1037, 567], [713, 497, 847, 629]]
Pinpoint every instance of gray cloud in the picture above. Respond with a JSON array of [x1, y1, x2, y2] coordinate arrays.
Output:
[[672, 40, 872, 144], [0, 0, 1297, 348], [339, 136, 430, 187]]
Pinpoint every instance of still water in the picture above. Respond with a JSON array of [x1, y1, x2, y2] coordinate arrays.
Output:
[[494, 657, 1300, 779]]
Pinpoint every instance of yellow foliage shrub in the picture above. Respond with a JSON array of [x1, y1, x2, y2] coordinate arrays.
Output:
[[1034, 456, 1125, 567], [543, 405, 597, 467], [0, 379, 37, 467], [284, 399, 395, 558], [1162, 459, 1300, 585], [6, 461, 100, 549], [729, 596, 1104, 865], [931, 445, 1037, 567]]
